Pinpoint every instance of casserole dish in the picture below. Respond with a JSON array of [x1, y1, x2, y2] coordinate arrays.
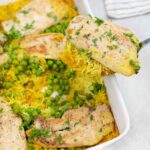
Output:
[[0, 0, 130, 149]]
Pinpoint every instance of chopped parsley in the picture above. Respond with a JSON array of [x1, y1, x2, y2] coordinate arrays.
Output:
[[90, 114, 94, 121], [83, 33, 91, 39], [99, 30, 118, 41], [12, 104, 41, 129], [76, 31, 80, 35], [63, 14, 69, 20], [55, 134, 62, 144], [4, 26, 23, 41], [53, 16, 58, 22], [102, 51, 107, 58], [28, 128, 49, 142], [75, 25, 83, 36], [47, 12, 52, 17], [13, 17, 20, 23], [24, 21, 35, 30], [77, 48, 92, 58], [0, 108, 3, 113], [124, 32, 141, 51], [107, 44, 118, 50], [95, 17, 104, 26], [92, 38, 98, 47], [21, 10, 29, 15], [91, 83, 103, 94], [129, 60, 140, 73]]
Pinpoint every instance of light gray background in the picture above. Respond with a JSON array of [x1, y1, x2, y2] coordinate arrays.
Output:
[[88, 0, 150, 150]]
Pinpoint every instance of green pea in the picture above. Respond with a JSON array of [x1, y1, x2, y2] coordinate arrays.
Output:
[[35, 68, 43, 76], [25, 70, 31, 75], [23, 54, 30, 60], [60, 85, 65, 91], [54, 85, 60, 91], [48, 85, 53, 90], [7, 59, 12, 65], [59, 79, 64, 85], [59, 63, 65, 69], [65, 85, 70, 91], [52, 71, 58, 77], [45, 88, 52, 96], [3, 82, 12, 89], [3, 63, 10, 69], [58, 89, 63, 95], [64, 80, 69, 85], [10, 53, 17, 60], [15, 69, 20, 75], [53, 78, 58, 84], [29, 63, 37, 69], [48, 74, 54, 80], [52, 64, 58, 70], [0, 81, 3, 86], [53, 111, 62, 118], [47, 79, 53, 85], [47, 60, 53, 67], [13, 60, 19, 66], [56, 60, 62, 65], [20, 60, 28, 67], [17, 65, 23, 72], [0, 75, 4, 81]]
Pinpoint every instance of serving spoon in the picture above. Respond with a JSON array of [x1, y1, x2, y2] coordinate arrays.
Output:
[[141, 37, 150, 48]]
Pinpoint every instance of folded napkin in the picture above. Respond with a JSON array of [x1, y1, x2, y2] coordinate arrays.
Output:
[[105, 0, 150, 18]]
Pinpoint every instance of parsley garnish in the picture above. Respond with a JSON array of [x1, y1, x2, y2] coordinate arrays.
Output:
[[90, 115, 94, 121], [95, 17, 104, 26], [107, 44, 118, 50], [28, 128, 49, 142], [92, 38, 98, 47], [0, 108, 3, 113], [55, 134, 62, 144], [3, 26, 23, 41], [21, 10, 29, 15], [47, 12, 52, 17], [24, 21, 35, 30]]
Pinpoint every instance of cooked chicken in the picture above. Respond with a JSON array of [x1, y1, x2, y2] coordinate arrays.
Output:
[[0, 98, 26, 150], [66, 15, 140, 76], [1, 0, 60, 36], [19, 33, 66, 59], [29, 104, 115, 148], [1, 0, 77, 37]]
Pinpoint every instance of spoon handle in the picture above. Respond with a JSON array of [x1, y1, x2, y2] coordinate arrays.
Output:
[[141, 37, 150, 47]]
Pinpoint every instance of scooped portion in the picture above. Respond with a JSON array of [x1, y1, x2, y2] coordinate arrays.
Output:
[[66, 15, 141, 76], [27, 104, 115, 148], [19, 33, 66, 59], [0, 98, 26, 150]]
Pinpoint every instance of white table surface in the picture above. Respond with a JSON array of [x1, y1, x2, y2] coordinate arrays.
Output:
[[88, 0, 150, 150]]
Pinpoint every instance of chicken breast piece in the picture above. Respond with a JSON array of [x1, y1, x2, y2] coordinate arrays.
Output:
[[66, 15, 140, 76], [2, 0, 59, 36], [29, 104, 115, 148], [0, 98, 27, 150], [19, 33, 66, 59]]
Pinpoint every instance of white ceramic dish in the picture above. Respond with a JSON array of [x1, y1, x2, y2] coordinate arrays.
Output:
[[0, 0, 130, 149], [74, 0, 130, 149]]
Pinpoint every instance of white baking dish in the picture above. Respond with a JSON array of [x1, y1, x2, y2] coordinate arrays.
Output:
[[74, 0, 130, 149], [0, 0, 130, 149]]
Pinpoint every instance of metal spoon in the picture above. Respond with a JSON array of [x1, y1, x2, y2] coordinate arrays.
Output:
[[141, 37, 150, 48]]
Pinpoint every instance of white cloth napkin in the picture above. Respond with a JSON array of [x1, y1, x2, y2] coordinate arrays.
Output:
[[105, 0, 150, 18]]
